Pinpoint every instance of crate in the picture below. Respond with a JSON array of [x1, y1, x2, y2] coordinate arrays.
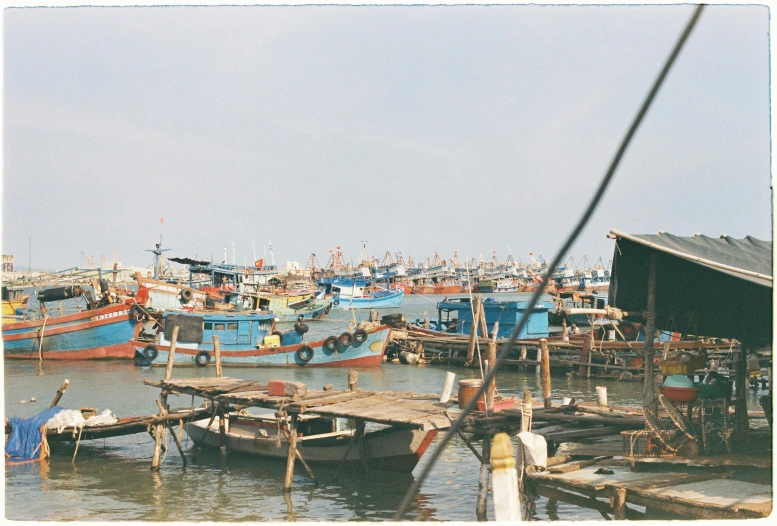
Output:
[[621, 430, 677, 458], [659, 353, 706, 376]]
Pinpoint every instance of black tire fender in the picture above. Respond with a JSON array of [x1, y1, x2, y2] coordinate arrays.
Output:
[[353, 328, 368, 344], [324, 336, 338, 351], [333, 299, 340, 306], [619, 321, 640, 342], [195, 351, 211, 367], [143, 344, 158, 361], [180, 288, 194, 302], [339, 331, 354, 347], [296, 344, 314, 363]]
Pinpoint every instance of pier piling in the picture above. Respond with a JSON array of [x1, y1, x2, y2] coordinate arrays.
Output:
[[541, 339, 551, 409]]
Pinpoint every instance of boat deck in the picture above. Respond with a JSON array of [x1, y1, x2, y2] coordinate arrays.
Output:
[[144, 377, 454, 431]]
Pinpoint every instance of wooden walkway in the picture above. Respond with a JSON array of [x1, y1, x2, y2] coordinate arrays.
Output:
[[526, 457, 772, 519], [144, 377, 454, 431]]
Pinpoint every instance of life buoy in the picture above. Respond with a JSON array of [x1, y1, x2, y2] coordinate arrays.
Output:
[[353, 328, 368, 344], [143, 344, 158, 361], [180, 288, 194, 302], [333, 299, 340, 306], [324, 336, 338, 351], [618, 321, 640, 342], [296, 344, 314, 363], [339, 332, 354, 347], [195, 351, 211, 367]]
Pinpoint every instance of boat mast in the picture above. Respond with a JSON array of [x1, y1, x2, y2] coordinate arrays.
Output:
[[145, 235, 170, 280]]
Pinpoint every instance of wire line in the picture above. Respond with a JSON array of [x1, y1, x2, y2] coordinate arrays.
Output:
[[394, 4, 706, 519]]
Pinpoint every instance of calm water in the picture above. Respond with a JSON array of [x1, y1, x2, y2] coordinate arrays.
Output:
[[4, 293, 769, 521]]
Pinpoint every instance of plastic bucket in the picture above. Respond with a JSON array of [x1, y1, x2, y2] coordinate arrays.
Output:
[[458, 379, 484, 409]]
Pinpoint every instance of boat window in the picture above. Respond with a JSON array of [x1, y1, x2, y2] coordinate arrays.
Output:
[[214, 323, 225, 330], [227, 322, 238, 330], [204, 322, 213, 330]]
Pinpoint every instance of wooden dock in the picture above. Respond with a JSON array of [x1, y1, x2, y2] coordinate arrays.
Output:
[[144, 377, 454, 431], [525, 456, 772, 519]]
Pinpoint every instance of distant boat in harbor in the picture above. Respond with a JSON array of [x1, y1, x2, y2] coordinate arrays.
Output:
[[2, 285, 29, 325]]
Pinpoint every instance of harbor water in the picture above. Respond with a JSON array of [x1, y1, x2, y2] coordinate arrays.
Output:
[[4, 293, 768, 521]]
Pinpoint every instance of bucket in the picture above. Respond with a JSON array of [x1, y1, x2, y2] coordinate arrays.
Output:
[[596, 386, 608, 406], [458, 379, 484, 409]]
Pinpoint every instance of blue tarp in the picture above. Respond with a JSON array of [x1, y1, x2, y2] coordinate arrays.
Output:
[[5, 406, 65, 460]]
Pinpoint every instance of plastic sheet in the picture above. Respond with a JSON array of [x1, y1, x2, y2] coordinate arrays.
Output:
[[5, 407, 65, 460]]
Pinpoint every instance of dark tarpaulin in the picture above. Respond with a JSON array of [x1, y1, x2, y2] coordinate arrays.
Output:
[[608, 231, 773, 346], [168, 257, 211, 266]]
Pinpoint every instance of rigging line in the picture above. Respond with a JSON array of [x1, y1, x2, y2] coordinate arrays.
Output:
[[394, 4, 706, 519]]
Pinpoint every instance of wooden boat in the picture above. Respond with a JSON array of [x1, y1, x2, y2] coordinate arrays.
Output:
[[476, 278, 520, 293], [131, 310, 390, 367], [3, 285, 142, 360], [184, 410, 438, 473], [431, 297, 552, 339], [2, 285, 29, 325], [135, 274, 208, 310]]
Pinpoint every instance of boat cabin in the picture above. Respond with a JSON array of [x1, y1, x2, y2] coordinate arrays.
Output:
[[434, 297, 551, 339]]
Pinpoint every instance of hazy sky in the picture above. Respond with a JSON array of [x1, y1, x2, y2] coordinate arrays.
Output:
[[1, 2, 772, 271]]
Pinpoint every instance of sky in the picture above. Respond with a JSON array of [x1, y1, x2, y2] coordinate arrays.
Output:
[[1, 1, 772, 272]]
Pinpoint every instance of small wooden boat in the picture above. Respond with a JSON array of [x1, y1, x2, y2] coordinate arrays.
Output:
[[184, 410, 438, 473], [2, 286, 29, 325]]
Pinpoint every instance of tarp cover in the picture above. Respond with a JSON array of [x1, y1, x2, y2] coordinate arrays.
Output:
[[5, 406, 65, 460], [168, 257, 211, 266], [609, 231, 772, 346], [165, 313, 203, 343]]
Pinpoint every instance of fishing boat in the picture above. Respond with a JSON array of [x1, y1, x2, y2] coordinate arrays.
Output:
[[319, 277, 404, 309], [131, 310, 390, 367], [475, 278, 521, 293], [2, 285, 29, 324], [184, 410, 437, 473], [135, 274, 208, 310], [3, 285, 143, 360], [429, 297, 552, 339]]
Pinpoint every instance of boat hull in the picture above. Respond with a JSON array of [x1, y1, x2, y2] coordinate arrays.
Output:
[[184, 418, 437, 473], [3, 303, 139, 360], [131, 325, 390, 367], [336, 290, 404, 309]]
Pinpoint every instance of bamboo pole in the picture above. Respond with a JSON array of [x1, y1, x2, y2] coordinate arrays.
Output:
[[213, 335, 222, 378], [642, 253, 657, 413], [165, 422, 188, 467], [164, 326, 180, 381], [519, 345, 527, 372], [579, 332, 592, 377], [486, 328, 498, 412], [466, 296, 482, 365], [348, 369, 358, 391], [151, 390, 169, 470], [541, 339, 551, 409], [50, 379, 70, 408], [284, 414, 298, 491], [475, 436, 491, 521], [219, 405, 227, 456]]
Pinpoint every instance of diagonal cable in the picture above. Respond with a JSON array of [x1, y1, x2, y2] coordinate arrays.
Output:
[[394, 4, 706, 519]]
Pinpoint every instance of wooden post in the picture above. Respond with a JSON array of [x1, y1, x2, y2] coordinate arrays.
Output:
[[151, 389, 169, 470], [440, 371, 456, 403], [612, 487, 628, 520], [521, 390, 533, 432], [218, 405, 227, 456], [735, 346, 750, 442], [50, 379, 70, 408], [164, 326, 180, 381], [284, 414, 298, 491], [535, 345, 542, 376], [519, 345, 527, 372], [579, 332, 592, 377], [213, 335, 222, 378], [486, 326, 498, 412], [642, 253, 657, 413], [491, 432, 520, 521], [348, 369, 358, 391], [476, 436, 491, 521], [466, 296, 482, 365], [541, 338, 551, 409]]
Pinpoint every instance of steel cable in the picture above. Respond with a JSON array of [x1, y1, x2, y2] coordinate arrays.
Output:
[[394, 4, 706, 519]]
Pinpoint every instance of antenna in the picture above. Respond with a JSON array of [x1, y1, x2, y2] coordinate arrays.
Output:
[[252, 240, 257, 262]]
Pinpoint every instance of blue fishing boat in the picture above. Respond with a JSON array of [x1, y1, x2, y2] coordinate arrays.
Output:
[[130, 310, 389, 367], [430, 297, 551, 339], [319, 277, 404, 309], [3, 285, 142, 360]]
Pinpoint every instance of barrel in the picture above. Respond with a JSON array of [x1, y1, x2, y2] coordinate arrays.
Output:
[[458, 379, 484, 409]]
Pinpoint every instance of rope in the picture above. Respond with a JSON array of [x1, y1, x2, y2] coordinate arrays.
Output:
[[394, 6, 706, 518]]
